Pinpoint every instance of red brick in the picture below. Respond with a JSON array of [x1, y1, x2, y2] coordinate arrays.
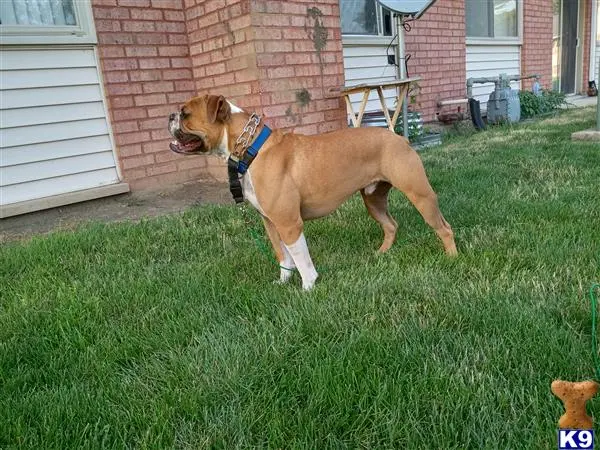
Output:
[[110, 97, 135, 108], [135, 33, 169, 45], [118, 0, 149, 5], [151, 0, 182, 8], [156, 21, 186, 33], [104, 71, 129, 83], [142, 81, 175, 93], [147, 105, 178, 118], [140, 117, 168, 130], [112, 108, 148, 121], [102, 58, 138, 71], [98, 33, 134, 45], [139, 58, 171, 69], [155, 150, 180, 162], [147, 163, 178, 176], [158, 46, 189, 57], [134, 93, 168, 106], [117, 144, 143, 158], [107, 83, 142, 96], [129, 8, 163, 20], [163, 10, 185, 21], [151, 129, 171, 140], [125, 46, 158, 57], [116, 131, 152, 146], [129, 70, 162, 82], [123, 21, 156, 32], [171, 57, 192, 68], [99, 46, 125, 58], [93, 7, 130, 19], [162, 69, 192, 80], [121, 154, 155, 170], [113, 120, 139, 133]]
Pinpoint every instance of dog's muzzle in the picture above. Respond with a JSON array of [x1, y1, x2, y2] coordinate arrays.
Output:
[[168, 112, 206, 155]]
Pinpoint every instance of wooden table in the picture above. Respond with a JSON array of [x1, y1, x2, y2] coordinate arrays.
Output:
[[340, 77, 421, 131]]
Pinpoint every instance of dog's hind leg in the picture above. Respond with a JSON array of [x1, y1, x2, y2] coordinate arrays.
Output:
[[383, 151, 457, 256], [262, 216, 295, 283], [360, 182, 398, 253]]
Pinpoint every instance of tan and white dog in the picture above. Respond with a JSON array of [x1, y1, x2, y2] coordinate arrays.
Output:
[[168, 94, 457, 290]]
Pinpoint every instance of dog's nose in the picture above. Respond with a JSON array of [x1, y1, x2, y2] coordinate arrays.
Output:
[[169, 113, 176, 121]]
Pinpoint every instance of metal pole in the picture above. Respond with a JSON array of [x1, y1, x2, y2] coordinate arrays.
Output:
[[395, 13, 409, 138]]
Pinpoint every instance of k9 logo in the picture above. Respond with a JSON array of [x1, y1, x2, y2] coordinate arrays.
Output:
[[558, 430, 594, 449]]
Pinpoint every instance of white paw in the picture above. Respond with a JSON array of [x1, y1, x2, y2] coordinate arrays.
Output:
[[301, 274, 318, 291]]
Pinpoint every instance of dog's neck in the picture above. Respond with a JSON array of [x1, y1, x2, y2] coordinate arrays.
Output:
[[223, 110, 281, 160]]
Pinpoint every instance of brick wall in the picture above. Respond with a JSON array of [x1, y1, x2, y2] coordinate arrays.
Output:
[[251, 0, 347, 135], [521, 0, 553, 90], [94, 0, 346, 189], [403, 0, 466, 122], [185, 0, 346, 136], [92, 0, 202, 189]]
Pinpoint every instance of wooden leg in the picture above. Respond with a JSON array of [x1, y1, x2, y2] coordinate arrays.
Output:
[[344, 95, 359, 128], [355, 89, 370, 127], [376, 86, 394, 131], [391, 84, 409, 132]]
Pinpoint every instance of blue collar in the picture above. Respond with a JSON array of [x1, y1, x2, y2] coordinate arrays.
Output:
[[234, 125, 272, 175]]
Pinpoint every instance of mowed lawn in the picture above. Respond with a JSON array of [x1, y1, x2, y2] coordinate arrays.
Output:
[[1, 108, 599, 449]]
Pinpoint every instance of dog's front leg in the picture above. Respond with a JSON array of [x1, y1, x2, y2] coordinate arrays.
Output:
[[262, 217, 296, 283], [279, 227, 318, 291]]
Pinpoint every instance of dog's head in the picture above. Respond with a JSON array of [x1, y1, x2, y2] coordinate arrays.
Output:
[[168, 94, 231, 155]]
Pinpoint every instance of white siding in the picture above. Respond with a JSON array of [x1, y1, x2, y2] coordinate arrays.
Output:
[[466, 44, 521, 111], [0, 48, 120, 208], [342, 40, 399, 113], [596, 40, 600, 83]]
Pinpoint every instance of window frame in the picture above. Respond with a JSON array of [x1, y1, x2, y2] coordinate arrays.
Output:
[[0, 0, 97, 45], [341, 0, 394, 43], [466, 0, 523, 46]]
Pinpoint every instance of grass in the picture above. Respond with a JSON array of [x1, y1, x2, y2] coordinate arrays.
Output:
[[1, 108, 600, 449]]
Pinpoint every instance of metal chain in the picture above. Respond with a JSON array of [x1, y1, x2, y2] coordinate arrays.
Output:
[[233, 113, 261, 156]]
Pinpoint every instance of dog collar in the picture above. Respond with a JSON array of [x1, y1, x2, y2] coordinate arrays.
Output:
[[231, 124, 272, 175], [227, 121, 272, 203]]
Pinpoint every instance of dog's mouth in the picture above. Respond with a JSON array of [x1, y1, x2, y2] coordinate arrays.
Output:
[[168, 113, 208, 155], [169, 132, 206, 155]]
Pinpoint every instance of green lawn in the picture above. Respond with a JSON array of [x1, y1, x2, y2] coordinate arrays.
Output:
[[1, 108, 599, 449]]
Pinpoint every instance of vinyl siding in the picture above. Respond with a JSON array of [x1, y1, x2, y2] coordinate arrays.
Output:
[[466, 44, 521, 111], [342, 40, 399, 113], [0, 48, 120, 207]]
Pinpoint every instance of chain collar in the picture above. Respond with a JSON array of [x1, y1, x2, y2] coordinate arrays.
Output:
[[233, 113, 261, 158]]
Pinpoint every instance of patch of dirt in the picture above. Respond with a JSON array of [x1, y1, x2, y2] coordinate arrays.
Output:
[[0, 180, 230, 244]]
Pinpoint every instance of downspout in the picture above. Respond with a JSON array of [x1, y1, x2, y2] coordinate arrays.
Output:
[[590, 0, 598, 82]]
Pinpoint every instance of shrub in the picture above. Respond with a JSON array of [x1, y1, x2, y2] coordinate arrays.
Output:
[[519, 89, 567, 119]]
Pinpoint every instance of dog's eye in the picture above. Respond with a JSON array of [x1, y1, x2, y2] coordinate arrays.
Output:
[[180, 110, 190, 120]]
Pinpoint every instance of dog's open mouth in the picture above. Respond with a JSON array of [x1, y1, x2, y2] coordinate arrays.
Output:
[[169, 129, 206, 155]]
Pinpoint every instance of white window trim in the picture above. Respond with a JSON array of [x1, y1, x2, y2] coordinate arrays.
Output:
[[0, 0, 97, 45], [466, 0, 523, 45]]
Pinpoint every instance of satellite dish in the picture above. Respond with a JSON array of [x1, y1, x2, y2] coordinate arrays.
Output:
[[376, 0, 436, 19]]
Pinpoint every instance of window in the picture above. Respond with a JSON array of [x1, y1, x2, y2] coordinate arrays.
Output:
[[466, 0, 518, 38], [340, 0, 393, 36], [0, 0, 96, 44]]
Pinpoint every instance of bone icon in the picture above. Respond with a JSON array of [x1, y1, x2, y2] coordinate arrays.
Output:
[[551, 379, 599, 429]]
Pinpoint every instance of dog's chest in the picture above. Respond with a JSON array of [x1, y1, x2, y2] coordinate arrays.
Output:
[[241, 169, 265, 215]]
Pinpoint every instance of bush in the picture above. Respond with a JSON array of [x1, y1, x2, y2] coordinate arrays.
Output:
[[519, 89, 567, 119]]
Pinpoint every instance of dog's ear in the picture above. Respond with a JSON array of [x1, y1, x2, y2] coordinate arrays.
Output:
[[206, 95, 231, 123]]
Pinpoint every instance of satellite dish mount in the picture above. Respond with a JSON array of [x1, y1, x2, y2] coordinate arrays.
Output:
[[376, 0, 437, 137]]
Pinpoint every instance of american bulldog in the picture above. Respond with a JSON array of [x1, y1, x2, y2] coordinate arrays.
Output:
[[168, 94, 457, 290]]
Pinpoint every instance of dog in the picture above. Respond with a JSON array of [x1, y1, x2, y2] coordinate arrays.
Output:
[[168, 94, 457, 290]]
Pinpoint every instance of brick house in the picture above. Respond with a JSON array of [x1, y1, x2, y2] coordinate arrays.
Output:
[[1, 0, 599, 218]]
